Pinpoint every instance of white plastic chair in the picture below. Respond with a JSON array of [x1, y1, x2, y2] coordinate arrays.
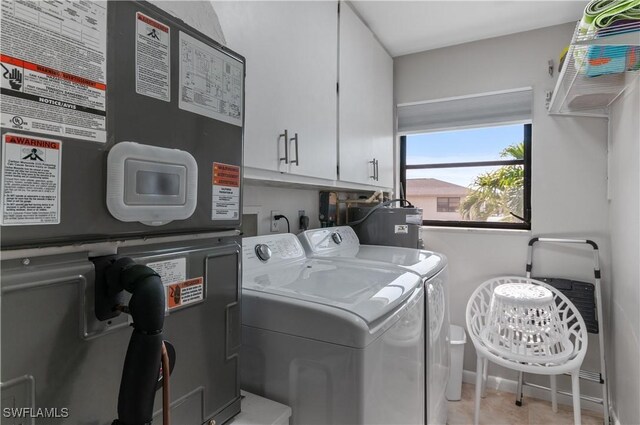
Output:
[[466, 276, 588, 425]]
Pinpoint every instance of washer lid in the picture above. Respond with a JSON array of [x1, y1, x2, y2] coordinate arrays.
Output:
[[298, 226, 447, 279], [243, 258, 421, 325]]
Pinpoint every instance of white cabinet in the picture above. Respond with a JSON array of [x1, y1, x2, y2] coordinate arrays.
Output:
[[370, 38, 394, 188], [338, 3, 394, 188], [214, 1, 338, 180]]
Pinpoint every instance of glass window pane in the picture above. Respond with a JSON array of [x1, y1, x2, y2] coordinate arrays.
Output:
[[406, 165, 524, 223], [406, 124, 525, 165]]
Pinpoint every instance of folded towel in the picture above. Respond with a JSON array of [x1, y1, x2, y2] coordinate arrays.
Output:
[[574, 0, 640, 76], [584, 45, 629, 76], [579, 0, 640, 36], [628, 46, 640, 70]]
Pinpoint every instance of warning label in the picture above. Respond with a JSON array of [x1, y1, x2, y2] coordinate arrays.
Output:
[[166, 277, 204, 311], [0, 0, 107, 143], [136, 12, 170, 102], [179, 31, 243, 126], [212, 162, 240, 220], [0, 133, 61, 225]]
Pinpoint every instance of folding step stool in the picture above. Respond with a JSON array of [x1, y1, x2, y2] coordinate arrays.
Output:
[[516, 237, 609, 425]]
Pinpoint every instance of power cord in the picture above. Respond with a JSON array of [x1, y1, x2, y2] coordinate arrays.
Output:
[[274, 214, 290, 233], [347, 199, 414, 226]]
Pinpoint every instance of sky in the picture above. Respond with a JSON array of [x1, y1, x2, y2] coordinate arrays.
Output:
[[406, 123, 525, 187]]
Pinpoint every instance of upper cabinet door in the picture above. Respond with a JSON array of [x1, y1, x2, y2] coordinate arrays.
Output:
[[370, 38, 394, 188], [338, 3, 375, 185], [338, 3, 394, 187], [214, 1, 338, 180]]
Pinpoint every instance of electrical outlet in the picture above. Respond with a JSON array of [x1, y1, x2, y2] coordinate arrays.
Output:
[[298, 210, 305, 218], [270, 210, 281, 232]]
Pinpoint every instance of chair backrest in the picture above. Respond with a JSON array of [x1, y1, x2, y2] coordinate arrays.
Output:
[[466, 276, 588, 371]]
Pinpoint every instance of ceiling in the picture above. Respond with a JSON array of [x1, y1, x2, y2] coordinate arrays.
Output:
[[349, 1, 587, 57]]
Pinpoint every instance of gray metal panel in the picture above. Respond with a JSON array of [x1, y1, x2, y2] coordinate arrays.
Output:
[[0, 1, 245, 248], [1, 236, 242, 424]]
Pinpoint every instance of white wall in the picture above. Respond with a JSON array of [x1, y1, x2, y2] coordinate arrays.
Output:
[[151, 1, 225, 44], [243, 183, 320, 235], [607, 76, 640, 425], [395, 23, 611, 400]]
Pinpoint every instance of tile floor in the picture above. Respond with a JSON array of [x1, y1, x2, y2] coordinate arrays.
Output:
[[447, 383, 604, 425]]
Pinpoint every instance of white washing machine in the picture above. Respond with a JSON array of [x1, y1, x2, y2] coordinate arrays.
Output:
[[241, 234, 425, 425], [298, 226, 450, 425]]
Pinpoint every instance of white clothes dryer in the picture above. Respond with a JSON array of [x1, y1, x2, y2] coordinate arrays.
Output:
[[298, 226, 450, 425], [241, 234, 425, 425]]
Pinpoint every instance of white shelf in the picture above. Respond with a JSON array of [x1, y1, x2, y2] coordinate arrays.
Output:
[[548, 21, 640, 117]]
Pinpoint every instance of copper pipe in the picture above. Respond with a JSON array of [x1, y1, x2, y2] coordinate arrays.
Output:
[[161, 341, 171, 425]]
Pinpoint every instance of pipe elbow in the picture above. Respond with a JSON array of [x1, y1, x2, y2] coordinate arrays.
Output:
[[111, 258, 165, 333]]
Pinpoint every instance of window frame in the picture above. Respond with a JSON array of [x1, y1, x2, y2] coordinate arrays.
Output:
[[400, 123, 532, 230], [436, 197, 461, 213]]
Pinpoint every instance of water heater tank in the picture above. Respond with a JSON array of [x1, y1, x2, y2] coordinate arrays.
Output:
[[348, 205, 423, 248]]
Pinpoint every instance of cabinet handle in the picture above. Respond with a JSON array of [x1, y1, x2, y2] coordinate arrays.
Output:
[[279, 129, 289, 164], [375, 159, 379, 181], [290, 133, 299, 166], [369, 158, 376, 179]]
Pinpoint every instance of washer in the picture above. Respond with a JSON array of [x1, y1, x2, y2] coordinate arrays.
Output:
[[241, 234, 425, 425], [298, 226, 450, 425]]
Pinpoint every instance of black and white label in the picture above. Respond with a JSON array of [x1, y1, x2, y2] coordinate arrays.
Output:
[[179, 32, 243, 126], [395, 224, 409, 234], [136, 12, 170, 102], [147, 257, 187, 285], [1, 133, 61, 225], [0, 0, 107, 142]]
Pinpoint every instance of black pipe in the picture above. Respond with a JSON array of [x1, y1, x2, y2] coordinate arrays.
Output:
[[107, 257, 165, 425]]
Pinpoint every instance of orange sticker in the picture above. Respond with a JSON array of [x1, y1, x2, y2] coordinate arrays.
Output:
[[166, 277, 204, 310], [212, 162, 240, 187]]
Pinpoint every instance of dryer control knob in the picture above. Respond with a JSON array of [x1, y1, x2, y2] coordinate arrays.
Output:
[[255, 244, 272, 262], [331, 232, 343, 244]]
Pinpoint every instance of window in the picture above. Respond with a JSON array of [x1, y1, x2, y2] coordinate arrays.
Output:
[[397, 88, 532, 230], [437, 197, 460, 213], [400, 123, 531, 229]]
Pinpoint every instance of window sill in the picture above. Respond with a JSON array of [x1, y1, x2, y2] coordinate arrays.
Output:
[[421, 225, 532, 236]]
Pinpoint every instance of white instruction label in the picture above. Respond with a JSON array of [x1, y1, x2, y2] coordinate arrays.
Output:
[[179, 31, 243, 126], [212, 162, 240, 220], [1, 133, 61, 225], [405, 213, 423, 225], [136, 12, 170, 102], [395, 225, 409, 234], [0, 0, 107, 143], [147, 257, 187, 285]]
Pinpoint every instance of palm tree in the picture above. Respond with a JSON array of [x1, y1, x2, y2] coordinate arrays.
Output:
[[459, 143, 524, 222]]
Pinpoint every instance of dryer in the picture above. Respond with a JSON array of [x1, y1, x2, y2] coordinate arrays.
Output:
[[298, 226, 450, 425], [241, 234, 425, 425]]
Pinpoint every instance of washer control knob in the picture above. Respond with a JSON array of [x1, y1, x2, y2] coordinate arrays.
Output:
[[255, 244, 272, 262], [331, 232, 343, 244]]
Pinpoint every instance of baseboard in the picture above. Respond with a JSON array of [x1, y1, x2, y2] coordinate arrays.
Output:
[[461, 370, 603, 413], [610, 408, 620, 425]]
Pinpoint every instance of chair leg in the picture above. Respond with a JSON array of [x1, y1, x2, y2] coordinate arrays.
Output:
[[474, 356, 483, 425], [550, 374, 558, 413], [515, 371, 524, 406], [481, 358, 488, 398], [571, 371, 582, 425]]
